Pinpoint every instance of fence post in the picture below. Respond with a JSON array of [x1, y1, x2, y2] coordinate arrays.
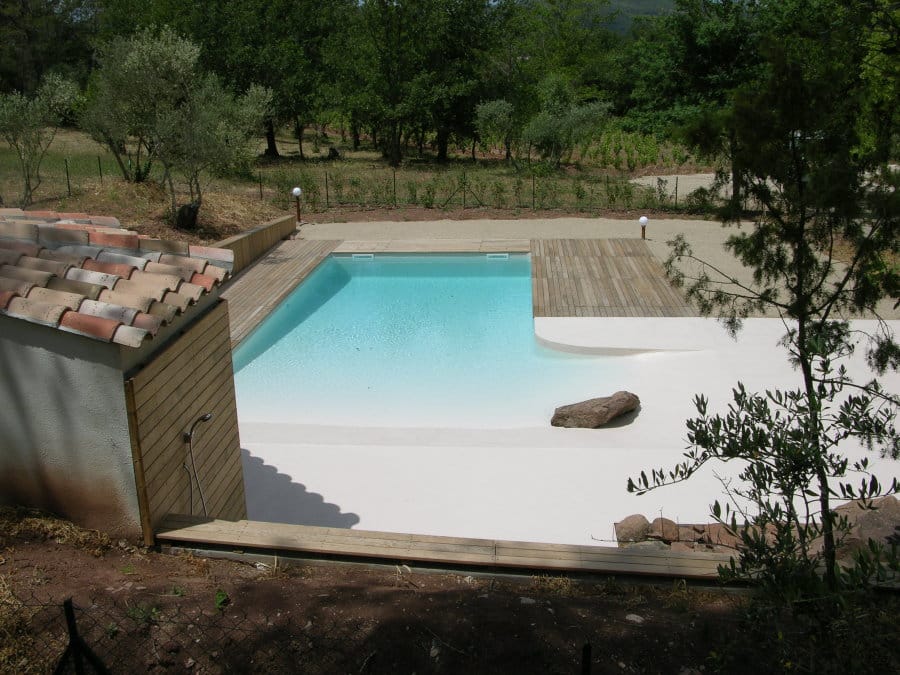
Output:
[[325, 172, 330, 208], [674, 176, 678, 208], [97, 156, 103, 185], [258, 172, 263, 199], [532, 174, 536, 210], [462, 172, 466, 210], [392, 169, 396, 207], [64, 158, 71, 197]]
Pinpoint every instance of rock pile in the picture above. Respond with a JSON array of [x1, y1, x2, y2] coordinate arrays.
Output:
[[614, 495, 900, 558]]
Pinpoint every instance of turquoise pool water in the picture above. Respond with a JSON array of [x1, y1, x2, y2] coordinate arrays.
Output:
[[233, 253, 620, 428]]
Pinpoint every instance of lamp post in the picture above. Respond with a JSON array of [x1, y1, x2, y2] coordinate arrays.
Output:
[[639, 215, 648, 240], [292, 186, 303, 224]]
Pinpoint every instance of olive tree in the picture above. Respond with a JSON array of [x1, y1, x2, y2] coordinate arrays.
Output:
[[628, 0, 898, 602], [81, 27, 270, 227], [0, 74, 78, 206]]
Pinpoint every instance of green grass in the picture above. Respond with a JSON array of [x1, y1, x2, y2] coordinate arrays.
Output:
[[1, 125, 707, 237]]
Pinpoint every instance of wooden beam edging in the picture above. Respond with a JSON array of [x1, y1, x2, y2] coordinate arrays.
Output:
[[156, 515, 733, 580], [214, 214, 296, 274]]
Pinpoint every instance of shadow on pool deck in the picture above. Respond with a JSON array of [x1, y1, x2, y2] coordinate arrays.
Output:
[[241, 449, 360, 528]]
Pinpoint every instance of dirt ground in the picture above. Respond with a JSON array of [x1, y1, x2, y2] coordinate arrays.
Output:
[[0, 509, 751, 675], [3, 511, 900, 674]]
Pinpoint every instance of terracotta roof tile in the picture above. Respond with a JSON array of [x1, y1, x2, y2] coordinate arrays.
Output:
[[0, 277, 33, 295], [127, 270, 183, 293], [82, 258, 136, 279], [0, 239, 42, 256], [78, 299, 138, 325], [158, 254, 206, 273], [137, 250, 163, 263], [97, 251, 149, 270], [26, 286, 84, 310], [138, 238, 190, 255], [0, 290, 18, 309], [189, 272, 217, 292], [5, 296, 68, 326], [89, 230, 140, 249], [0, 210, 230, 349], [1, 264, 54, 286], [189, 245, 234, 267], [0, 221, 39, 239], [144, 260, 194, 282], [39, 249, 88, 266], [131, 311, 163, 335], [88, 215, 121, 228], [47, 276, 103, 300], [38, 226, 89, 247], [65, 266, 119, 289], [0, 250, 23, 266], [59, 310, 121, 341], [146, 300, 179, 324], [16, 256, 71, 277], [97, 288, 155, 314], [173, 281, 204, 302], [55, 245, 104, 259], [112, 324, 150, 348], [111, 278, 166, 302]]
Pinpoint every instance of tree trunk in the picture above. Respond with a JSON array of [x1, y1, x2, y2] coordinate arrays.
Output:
[[436, 128, 450, 162], [471, 137, 477, 162], [387, 122, 402, 167], [294, 118, 305, 159], [264, 119, 279, 158], [728, 130, 742, 217], [504, 137, 512, 162]]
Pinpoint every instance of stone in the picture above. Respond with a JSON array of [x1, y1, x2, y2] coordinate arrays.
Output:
[[623, 540, 670, 551], [698, 523, 740, 549], [615, 514, 651, 545], [811, 495, 900, 560], [678, 525, 703, 543], [551, 391, 640, 428], [670, 541, 695, 552], [648, 517, 679, 542], [625, 613, 645, 624]]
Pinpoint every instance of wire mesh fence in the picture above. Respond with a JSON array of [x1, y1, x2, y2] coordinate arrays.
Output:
[[1, 149, 708, 216], [2, 586, 353, 674]]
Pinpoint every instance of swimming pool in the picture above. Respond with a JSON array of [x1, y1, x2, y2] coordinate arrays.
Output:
[[233, 253, 622, 428]]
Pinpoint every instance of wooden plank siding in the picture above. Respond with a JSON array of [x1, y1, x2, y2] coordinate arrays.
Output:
[[531, 239, 695, 317], [221, 239, 339, 347], [158, 515, 732, 580], [126, 301, 246, 530]]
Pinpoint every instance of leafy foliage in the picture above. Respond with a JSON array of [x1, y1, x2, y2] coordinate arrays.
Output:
[[0, 74, 78, 206]]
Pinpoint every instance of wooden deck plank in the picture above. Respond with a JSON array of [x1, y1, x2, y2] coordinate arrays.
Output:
[[221, 239, 339, 347], [156, 516, 729, 579], [530, 239, 695, 317]]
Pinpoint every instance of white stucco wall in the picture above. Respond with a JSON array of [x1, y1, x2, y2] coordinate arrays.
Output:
[[0, 315, 141, 535]]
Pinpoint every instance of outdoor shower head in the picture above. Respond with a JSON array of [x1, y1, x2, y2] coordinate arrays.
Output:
[[183, 412, 214, 443]]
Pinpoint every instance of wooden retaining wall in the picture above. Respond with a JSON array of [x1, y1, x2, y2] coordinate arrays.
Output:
[[215, 214, 296, 274], [126, 301, 246, 544]]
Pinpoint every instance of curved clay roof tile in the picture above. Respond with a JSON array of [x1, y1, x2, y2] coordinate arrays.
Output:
[[59, 310, 121, 342]]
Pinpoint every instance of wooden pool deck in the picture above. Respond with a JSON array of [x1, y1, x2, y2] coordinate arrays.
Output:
[[220, 239, 340, 346], [221, 236, 695, 347], [532, 239, 694, 317], [157, 514, 731, 580]]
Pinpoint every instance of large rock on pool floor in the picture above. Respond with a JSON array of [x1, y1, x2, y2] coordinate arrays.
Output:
[[551, 391, 640, 428]]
